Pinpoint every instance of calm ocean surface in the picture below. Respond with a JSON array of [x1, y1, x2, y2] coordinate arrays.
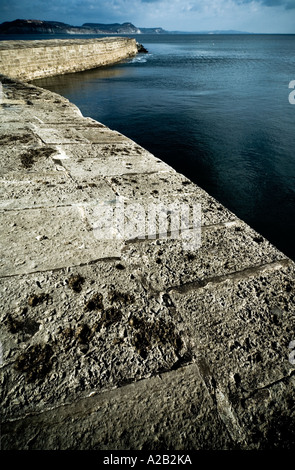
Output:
[[26, 34, 295, 260]]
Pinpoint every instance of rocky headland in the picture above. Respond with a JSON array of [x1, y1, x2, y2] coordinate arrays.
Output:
[[0, 19, 167, 35]]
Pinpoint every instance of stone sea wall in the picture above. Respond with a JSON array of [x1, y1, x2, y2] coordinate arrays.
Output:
[[0, 37, 138, 80], [0, 40, 295, 451]]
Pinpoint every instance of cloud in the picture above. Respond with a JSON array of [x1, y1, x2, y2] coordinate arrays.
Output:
[[0, 0, 294, 32], [236, 0, 295, 8], [262, 0, 295, 7]]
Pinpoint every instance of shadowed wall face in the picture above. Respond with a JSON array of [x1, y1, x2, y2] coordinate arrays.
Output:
[[0, 38, 138, 80]]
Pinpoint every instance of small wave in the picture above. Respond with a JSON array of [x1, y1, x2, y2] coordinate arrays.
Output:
[[130, 55, 150, 64]]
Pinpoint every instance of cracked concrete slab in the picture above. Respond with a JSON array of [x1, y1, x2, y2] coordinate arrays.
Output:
[[32, 123, 129, 145], [120, 220, 286, 292], [59, 143, 171, 177], [1, 364, 233, 450], [0, 206, 122, 276], [169, 261, 295, 448]]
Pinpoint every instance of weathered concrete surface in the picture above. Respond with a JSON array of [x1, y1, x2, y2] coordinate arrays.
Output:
[[0, 38, 138, 81], [1, 75, 295, 450]]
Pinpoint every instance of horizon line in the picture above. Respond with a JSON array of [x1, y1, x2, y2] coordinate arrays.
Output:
[[0, 18, 294, 35]]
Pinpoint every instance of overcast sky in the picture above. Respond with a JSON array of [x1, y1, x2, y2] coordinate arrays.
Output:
[[0, 0, 294, 33]]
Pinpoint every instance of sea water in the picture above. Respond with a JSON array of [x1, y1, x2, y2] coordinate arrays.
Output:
[[29, 34, 295, 260]]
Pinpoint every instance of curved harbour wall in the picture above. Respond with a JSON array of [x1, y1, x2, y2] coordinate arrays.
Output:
[[0, 37, 138, 80], [1, 41, 295, 451]]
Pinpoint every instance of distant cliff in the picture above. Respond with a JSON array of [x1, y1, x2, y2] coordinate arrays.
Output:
[[82, 22, 141, 34], [0, 19, 167, 35]]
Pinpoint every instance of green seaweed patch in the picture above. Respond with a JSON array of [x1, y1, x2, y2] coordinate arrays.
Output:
[[108, 290, 134, 305], [68, 273, 85, 293], [75, 324, 93, 345], [129, 317, 183, 359], [84, 292, 104, 311], [59, 326, 78, 352], [59, 308, 122, 353], [60, 323, 94, 353], [99, 307, 122, 328], [14, 343, 53, 383], [6, 313, 40, 338], [27, 293, 50, 307], [20, 147, 56, 168], [0, 133, 34, 145]]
